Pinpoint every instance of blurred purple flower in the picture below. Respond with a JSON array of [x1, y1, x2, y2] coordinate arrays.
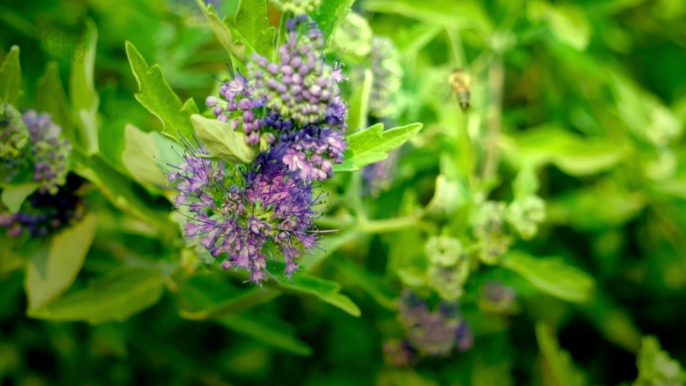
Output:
[[22, 110, 71, 195]]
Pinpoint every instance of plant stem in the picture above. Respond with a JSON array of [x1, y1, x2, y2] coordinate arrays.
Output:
[[481, 56, 504, 181]]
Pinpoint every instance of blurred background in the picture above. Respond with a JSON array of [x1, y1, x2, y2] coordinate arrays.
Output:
[[1, 0, 686, 385]]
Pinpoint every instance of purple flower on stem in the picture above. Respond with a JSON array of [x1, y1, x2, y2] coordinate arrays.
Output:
[[22, 110, 71, 195]]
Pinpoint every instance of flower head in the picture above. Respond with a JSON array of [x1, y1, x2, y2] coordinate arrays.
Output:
[[250, 16, 347, 126], [331, 12, 373, 57], [22, 110, 72, 195], [168, 142, 323, 283], [507, 195, 546, 239], [0, 104, 29, 181], [471, 201, 512, 264]]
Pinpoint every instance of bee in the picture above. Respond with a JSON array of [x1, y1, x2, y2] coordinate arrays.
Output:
[[448, 68, 471, 111]]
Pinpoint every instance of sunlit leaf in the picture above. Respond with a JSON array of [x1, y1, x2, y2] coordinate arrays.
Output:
[[69, 18, 99, 154], [0, 45, 22, 105], [191, 114, 258, 164]]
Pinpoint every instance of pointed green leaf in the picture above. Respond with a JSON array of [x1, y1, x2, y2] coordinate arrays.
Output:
[[217, 313, 313, 356], [513, 166, 540, 200], [69, 18, 99, 154], [196, 0, 250, 62], [502, 251, 594, 303], [37, 62, 75, 141], [191, 114, 258, 164], [0, 182, 39, 213], [28, 266, 164, 324], [234, 0, 275, 58], [312, 0, 355, 42], [337, 122, 423, 171], [125, 41, 194, 141], [25, 214, 98, 310], [0, 46, 23, 105]]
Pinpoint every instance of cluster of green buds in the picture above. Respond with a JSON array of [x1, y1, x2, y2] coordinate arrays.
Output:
[[507, 195, 546, 240], [269, 0, 321, 15], [330, 12, 373, 57], [470, 201, 513, 265], [425, 235, 470, 301]]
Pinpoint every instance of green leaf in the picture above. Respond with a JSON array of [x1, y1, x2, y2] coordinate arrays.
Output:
[[25, 214, 98, 310], [125, 41, 195, 141], [312, 0, 356, 42], [577, 290, 642, 352], [635, 336, 686, 385], [180, 284, 281, 320], [528, 1, 591, 51], [122, 124, 181, 189], [337, 122, 423, 171], [191, 114, 258, 164], [502, 251, 594, 303], [501, 125, 626, 176], [346, 68, 373, 131], [234, 0, 275, 58], [196, 0, 250, 63], [217, 313, 313, 356], [333, 259, 397, 310], [276, 273, 361, 317], [0, 182, 39, 213], [535, 323, 587, 386], [69, 18, 99, 154], [28, 266, 164, 324], [0, 46, 23, 105], [36, 62, 75, 141]]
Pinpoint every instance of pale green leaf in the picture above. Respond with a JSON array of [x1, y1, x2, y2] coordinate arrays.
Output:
[[0, 182, 39, 213], [28, 266, 164, 324], [122, 124, 181, 189], [513, 166, 539, 200], [25, 214, 98, 310], [276, 274, 361, 317], [502, 251, 595, 303], [191, 114, 258, 164], [0, 46, 23, 105], [69, 18, 99, 154], [333, 151, 387, 172], [635, 336, 686, 385], [125, 41, 195, 141], [337, 122, 423, 171]]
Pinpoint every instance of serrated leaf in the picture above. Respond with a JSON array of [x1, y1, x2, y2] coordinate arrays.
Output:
[[69, 18, 99, 154], [196, 0, 250, 62], [37, 62, 75, 141], [234, 0, 275, 58], [28, 266, 164, 324], [339, 122, 423, 171], [0, 46, 23, 105], [191, 114, 258, 164], [502, 252, 594, 303], [0, 182, 39, 213], [125, 41, 195, 141], [312, 0, 356, 42], [122, 124, 181, 189], [25, 214, 98, 310]]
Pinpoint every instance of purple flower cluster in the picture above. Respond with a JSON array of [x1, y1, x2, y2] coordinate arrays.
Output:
[[22, 110, 72, 195], [207, 16, 347, 182], [173, 18, 349, 283], [0, 175, 85, 238], [397, 290, 473, 357], [168, 143, 323, 283]]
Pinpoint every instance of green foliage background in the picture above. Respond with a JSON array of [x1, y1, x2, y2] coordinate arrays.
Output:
[[1, 0, 686, 385]]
